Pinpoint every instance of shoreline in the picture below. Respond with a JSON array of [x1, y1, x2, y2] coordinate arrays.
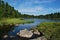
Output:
[[0, 18, 34, 39]]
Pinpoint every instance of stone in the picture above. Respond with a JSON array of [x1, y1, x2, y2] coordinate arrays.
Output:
[[10, 36, 14, 38], [12, 30, 15, 32], [17, 29, 33, 38], [10, 24, 13, 26], [3, 35, 8, 38], [15, 24, 19, 26], [33, 30, 40, 35], [17, 33, 19, 35], [30, 30, 34, 32]]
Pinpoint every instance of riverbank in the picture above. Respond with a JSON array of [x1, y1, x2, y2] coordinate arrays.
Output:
[[0, 18, 34, 39], [0, 18, 34, 25], [35, 22, 60, 40]]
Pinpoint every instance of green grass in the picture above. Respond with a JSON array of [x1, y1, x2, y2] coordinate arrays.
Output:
[[36, 22, 60, 40], [0, 18, 34, 38], [0, 18, 34, 25]]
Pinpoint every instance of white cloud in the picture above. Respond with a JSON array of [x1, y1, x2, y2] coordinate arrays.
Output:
[[5, 0, 59, 15], [18, 6, 44, 13], [18, 7, 60, 15], [23, 0, 56, 4], [16, 0, 56, 8], [17, 6, 45, 15], [48, 8, 60, 12], [17, 0, 55, 13], [31, 0, 55, 4]]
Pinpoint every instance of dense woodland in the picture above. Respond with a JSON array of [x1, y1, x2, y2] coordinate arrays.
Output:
[[0, 0, 21, 18], [37, 12, 60, 19], [0, 0, 60, 19], [0, 0, 35, 18]]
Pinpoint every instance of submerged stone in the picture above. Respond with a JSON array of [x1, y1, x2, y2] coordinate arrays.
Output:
[[3, 35, 8, 38], [10, 36, 15, 38]]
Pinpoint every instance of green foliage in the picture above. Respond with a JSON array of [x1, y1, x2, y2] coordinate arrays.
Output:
[[37, 22, 60, 40], [36, 12, 60, 19], [0, 0, 21, 18], [0, 0, 35, 18], [0, 18, 34, 25]]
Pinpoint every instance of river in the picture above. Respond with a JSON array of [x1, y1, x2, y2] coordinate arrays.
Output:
[[3, 19, 60, 40]]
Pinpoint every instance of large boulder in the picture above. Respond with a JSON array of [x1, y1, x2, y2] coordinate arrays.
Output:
[[17, 29, 33, 38]]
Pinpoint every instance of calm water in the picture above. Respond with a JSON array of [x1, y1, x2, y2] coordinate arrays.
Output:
[[3, 19, 60, 40]]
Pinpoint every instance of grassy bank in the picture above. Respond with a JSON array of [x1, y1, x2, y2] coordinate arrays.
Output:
[[0, 18, 33, 26], [36, 22, 60, 40]]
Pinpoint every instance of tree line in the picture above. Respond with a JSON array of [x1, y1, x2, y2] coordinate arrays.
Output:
[[36, 12, 60, 19], [0, 0, 36, 18], [0, 0, 22, 18]]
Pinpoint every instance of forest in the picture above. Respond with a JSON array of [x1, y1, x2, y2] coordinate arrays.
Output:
[[37, 12, 60, 19], [0, 0, 36, 19]]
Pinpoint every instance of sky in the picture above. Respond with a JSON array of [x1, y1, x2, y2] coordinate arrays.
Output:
[[3, 0, 60, 15]]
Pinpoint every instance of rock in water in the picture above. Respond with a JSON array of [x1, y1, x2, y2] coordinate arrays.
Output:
[[3, 35, 8, 38], [33, 30, 40, 35], [10, 36, 15, 38], [17, 29, 33, 38]]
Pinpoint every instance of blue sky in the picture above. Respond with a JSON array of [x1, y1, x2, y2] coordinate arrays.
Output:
[[3, 0, 60, 15]]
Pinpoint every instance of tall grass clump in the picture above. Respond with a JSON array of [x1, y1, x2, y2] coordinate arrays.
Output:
[[37, 22, 60, 40]]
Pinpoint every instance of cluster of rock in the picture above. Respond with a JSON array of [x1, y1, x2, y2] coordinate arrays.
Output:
[[17, 29, 44, 39], [17, 29, 47, 40], [3, 29, 47, 40]]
